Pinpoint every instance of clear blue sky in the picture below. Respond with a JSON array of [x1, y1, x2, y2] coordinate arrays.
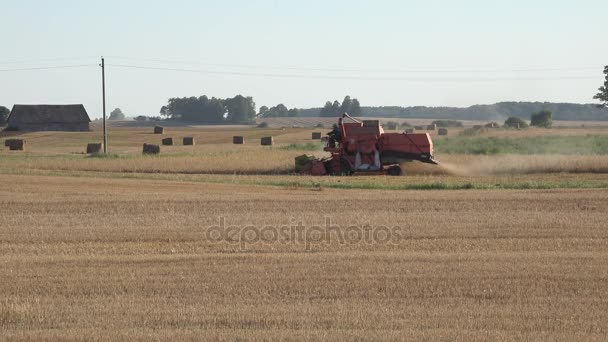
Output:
[[1, 0, 606, 118]]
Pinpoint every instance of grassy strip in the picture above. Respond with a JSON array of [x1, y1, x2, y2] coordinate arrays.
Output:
[[1, 167, 608, 191], [272, 180, 608, 190], [435, 135, 608, 155]]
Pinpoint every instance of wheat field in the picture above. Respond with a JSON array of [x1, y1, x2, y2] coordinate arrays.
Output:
[[1, 123, 608, 340], [1, 175, 607, 340]]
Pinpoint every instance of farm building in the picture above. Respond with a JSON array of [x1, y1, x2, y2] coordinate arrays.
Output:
[[6, 104, 91, 132]]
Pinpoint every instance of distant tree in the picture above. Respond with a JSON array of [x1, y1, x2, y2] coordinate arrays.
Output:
[[504, 116, 529, 128], [262, 104, 288, 118], [340, 96, 352, 114], [350, 98, 362, 116], [160, 106, 170, 116], [109, 108, 126, 120], [225, 95, 256, 123], [134, 115, 148, 122], [530, 110, 553, 128], [160, 96, 226, 124], [0, 106, 9, 125], [258, 104, 300, 118], [258, 105, 269, 117], [319, 101, 334, 117], [594, 66, 608, 107], [331, 100, 341, 115], [319, 96, 361, 117]]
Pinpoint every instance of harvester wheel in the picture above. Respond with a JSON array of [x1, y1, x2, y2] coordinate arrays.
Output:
[[387, 165, 403, 176], [340, 159, 353, 176]]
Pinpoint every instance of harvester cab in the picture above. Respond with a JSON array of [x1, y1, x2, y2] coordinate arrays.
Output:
[[297, 113, 438, 176]]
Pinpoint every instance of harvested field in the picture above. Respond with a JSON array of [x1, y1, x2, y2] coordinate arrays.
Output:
[[2, 151, 607, 176], [1, 123, 608, 340], [1, 174, 607, 340]]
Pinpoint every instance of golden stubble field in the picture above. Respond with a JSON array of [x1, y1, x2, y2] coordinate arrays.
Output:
[[1, 175, 608, 340], [1, 123, 608, 340], [2, 124, 608, 177]]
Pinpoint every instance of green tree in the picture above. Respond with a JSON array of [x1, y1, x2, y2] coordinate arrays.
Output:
[[350, 98, 362, 116], [594, 66, 608, 107], [160, 96, 226, 124], [259, 104, 287, 118], [340, 96, 352, 114], [257, 104, 299, 118], [504, 116, 529, 128], [331, 100, 341, 115], [319, 101, 334, 117], [258, 105, 269, 117], [319, 96, 361, 117], [225, 95, 256, 123], [530, 110, 552, 128], [0, 106, 9, 125], [109, 108, 126, 120]]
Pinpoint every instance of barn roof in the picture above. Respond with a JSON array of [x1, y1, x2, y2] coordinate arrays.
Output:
[[8, 104, 91, 124]]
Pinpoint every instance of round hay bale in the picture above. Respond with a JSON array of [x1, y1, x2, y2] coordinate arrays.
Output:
[[426, 124, 437, 131], [154, 126, 165, 134], [183, 137, 195, 146], [404, 128, 415, 134], [438, 128, 448, 136], [7, 139, 26, 151], [143, 143, 160, 154], [86, 143, 103, 154], [260, 137, 274, 146], [473, 125, 483, 130], [414, 126, 424, 130], [233, 136, 245, 144], [162, 137, 173, 146], [311, 132, 322, 140]]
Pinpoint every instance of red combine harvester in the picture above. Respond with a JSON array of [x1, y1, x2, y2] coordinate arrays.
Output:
[[297, 113, 438, 176]]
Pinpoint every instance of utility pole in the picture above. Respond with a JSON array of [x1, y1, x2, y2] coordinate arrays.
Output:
[[101, 56, 107, 154]]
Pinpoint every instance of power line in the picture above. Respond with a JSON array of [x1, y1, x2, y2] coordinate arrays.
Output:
[[107, 55, 601, 74], [0, 56, 98, 65], [107, 63, 599, 82], [0, 64, 96, 72]]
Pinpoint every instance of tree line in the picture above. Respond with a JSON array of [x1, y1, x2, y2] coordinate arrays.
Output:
[[157, 94, 362, 123], [158, 95, 256, 124], [2, 65, 606, 125], [319, 96, 362, 117]]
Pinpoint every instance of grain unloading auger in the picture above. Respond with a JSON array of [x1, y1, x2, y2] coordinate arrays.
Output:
[[296, 113, 439, 176]]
